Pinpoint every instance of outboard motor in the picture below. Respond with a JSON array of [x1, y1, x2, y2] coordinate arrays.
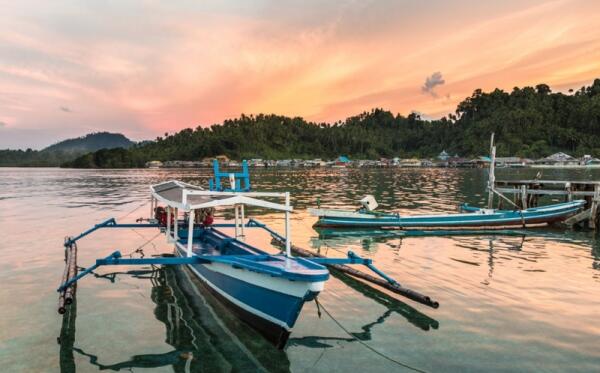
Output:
[[360, 195, 379, 212]]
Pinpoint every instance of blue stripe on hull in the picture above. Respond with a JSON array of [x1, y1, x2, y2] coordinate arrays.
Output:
[[175, 247, 308, 330]]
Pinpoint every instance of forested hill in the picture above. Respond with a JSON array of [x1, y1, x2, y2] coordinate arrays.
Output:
[[0, 132, 134, 167], [64, 79, 600, 168], [43, 132, 133, 153], [4, 79, 600, 168]]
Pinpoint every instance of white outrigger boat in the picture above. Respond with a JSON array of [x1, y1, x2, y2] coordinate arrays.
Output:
[[57, 161, 437, 348]]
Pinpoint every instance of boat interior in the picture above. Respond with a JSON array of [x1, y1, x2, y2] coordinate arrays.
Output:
[[171, 225, 329, 280]]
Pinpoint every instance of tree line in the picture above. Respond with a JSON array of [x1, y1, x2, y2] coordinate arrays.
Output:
[[3, 79, 600, 168]]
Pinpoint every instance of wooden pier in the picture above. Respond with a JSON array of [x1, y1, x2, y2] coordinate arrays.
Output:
[[494, 179, 600, 228]]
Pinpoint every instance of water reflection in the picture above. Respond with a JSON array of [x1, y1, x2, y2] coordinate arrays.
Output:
[[311, 228, 529, 252], [312, 227, 600, 285], [57, 262, 440, 372], [326, 269, 439, 332], [592, 244, 600, 273], [3, 167, 599, 373], [58, 267, 291, 372]]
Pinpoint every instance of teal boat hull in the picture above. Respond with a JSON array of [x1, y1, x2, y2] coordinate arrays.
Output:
[[311, 201, 586, 229]]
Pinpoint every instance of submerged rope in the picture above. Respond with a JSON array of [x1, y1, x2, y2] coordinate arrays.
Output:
[[318, 300, 429, 373]]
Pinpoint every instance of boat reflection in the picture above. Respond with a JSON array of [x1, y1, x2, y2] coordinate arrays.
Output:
[[58, 266, 291, 372], [592, 244, 600, 272], [305, 232, 442, 333], [327, 266, 439, 331], [58, 298, 76, 372], [312, 227, 600, 285], [286, 292, 437, 349], [312, 227, 531, 247], [58, 262, 440, 372], [287, 309, 396, 349]]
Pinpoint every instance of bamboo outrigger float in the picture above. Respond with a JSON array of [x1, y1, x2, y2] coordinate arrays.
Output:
[[57, 161, 438, 349]]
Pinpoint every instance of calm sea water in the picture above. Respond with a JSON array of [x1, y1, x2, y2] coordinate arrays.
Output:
[[1, 167, 599, 372]]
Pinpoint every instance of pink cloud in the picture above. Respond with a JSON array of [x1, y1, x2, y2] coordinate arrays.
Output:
[[0, 0, 599, 148]]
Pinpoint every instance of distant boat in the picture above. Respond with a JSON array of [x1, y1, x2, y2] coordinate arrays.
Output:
[[310, 200, 585, 229]]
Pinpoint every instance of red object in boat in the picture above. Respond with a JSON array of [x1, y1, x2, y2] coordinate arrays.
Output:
[[154, 206, 174, 226], [203, 215, 214, 226]]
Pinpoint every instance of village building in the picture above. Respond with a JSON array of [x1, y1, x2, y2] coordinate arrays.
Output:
[[494, 157, 532, 167], [535, 152, 579, 166], [334, 156, 351, 167], [399, 158, 422, 167], [145, 160, 163, 169]]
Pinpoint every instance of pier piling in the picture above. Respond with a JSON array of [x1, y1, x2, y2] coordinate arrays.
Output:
[[495, 179, 600, 229]]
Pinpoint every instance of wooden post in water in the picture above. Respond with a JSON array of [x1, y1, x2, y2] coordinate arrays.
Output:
[[520, 185, 528, 209], [591, 185, 600, 229], [531, 183, 539, 207]]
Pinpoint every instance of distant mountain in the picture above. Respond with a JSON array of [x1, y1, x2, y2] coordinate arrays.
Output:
[[0, 132, 136, 167], [42, 132, 134, 153]]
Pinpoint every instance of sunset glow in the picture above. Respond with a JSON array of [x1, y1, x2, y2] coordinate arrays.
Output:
[[1, 0, 600, 148]]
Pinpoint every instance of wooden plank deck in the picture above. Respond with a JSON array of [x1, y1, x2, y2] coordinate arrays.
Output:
[[497, 179, 600, 185], [492, 179, 600, 229]]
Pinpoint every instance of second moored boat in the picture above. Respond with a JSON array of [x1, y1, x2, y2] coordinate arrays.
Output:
[[310, 195, 585, 229]]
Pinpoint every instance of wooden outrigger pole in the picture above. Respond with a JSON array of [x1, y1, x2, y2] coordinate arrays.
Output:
[[57, 218, 439, 310]]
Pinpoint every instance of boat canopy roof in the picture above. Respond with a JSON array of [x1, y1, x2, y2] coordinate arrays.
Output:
[[150, 180, 292, 212]]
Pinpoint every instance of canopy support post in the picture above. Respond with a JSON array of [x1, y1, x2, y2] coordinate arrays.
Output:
[[240, 204, 245, 241], [187, 210, 194, 257], [234, 204, 240, 239], [166, 206, 172, 242], [150, 197, 155, 219], [173, 208, 178, 240], [285, 192, 291, 258]]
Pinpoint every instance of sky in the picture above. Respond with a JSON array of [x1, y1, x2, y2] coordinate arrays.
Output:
[[1, 0, 600, 149]]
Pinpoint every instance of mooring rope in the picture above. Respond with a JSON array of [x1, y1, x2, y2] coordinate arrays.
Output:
[[122, 231, 163, 258], [118, 199, 150, 221], [491, 188, 521, 210], [317, 299, 429, 373]]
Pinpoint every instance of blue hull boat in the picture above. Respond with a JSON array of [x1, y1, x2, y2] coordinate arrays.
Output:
[[57, 161, 438, 349], [172, 226, 328, 348], [310, 200, 585, 229]]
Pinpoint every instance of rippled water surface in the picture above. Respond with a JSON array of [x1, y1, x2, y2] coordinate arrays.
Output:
[[1, 167, 599, 372]]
